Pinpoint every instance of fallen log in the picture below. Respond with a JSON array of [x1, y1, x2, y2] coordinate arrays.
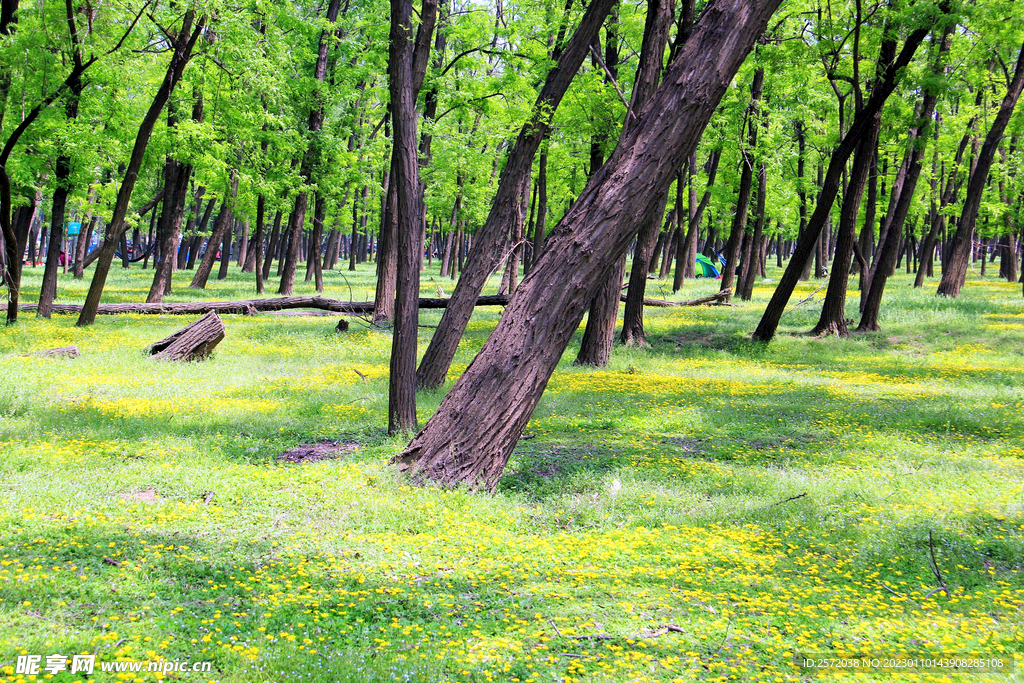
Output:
[[149, 311, 225, 361], [620, 288, 731, 307], [22, 345, 81, 359], [20, 294, 511, 316]]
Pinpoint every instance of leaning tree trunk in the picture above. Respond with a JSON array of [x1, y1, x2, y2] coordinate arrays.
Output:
[[413, 0, 616, 388], [38, 41, 85, 318], [77, 12, 204, 327], [810, 116, 879, 337], [391, 0, 784, 490], [148, 96, 202, 303], [279, 0, 343, 296], [190, 172, 238, 289], [617, 0, 676, 346], [751, 21, 937, 342], [937, 39, 1024, 298], [858, 26, 953, 330]]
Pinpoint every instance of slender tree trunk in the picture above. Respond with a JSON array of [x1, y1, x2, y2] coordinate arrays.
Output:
[[191, 172, 239, 289], [720, 67, 764, 301], [618, 0, 676, 346], [812, 115, 879, 336], [388, 0, 438, 433], [937, 40, 1024, 297], [738, 161, 766, 300], [751, 24, 936, 342], [77, 12, 205, 326], [858, 26, 953, 329], [414, 0, 616, 388]]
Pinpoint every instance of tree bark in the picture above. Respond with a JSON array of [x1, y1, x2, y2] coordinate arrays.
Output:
[[392, 0, 784, 489], [76, 12, 205, 326], [937, 39, 1024, 297], [751, 22, 936, 342], [414, 0, 616, 388], [618, 0, 675, 346], [388, 0, 437, 433]]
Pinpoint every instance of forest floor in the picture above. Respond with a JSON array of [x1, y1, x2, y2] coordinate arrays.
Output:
[[0, 261, 1022, 682]]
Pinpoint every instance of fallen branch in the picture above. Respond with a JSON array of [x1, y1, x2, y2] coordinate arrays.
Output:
[[20, 294, 510, 316], [926, 529, 952, 598], [622, 288, 732, 307], [756, 492, 808, 511]]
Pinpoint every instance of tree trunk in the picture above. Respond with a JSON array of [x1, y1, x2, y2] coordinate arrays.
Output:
[[858, 26, 952, 330], [388, 0, 437, 433], [280, 0, 344, 296], [149, 311, 226, 362], [738, 161, 766, 300], [262, 209, 283, 281], [811, 115, 879, 336], [391, 0, 784, 489], [719, 67, 764, 301], [191, 173, 239, 289], [751, 23, 936, 342], [617, 0, 675, 346], [414, 0, 616, 388], [937, 39, 1024, 297], [77, 12, 205, 327]]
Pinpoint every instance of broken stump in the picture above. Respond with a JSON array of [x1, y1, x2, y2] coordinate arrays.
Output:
[[149, 311, 226, 361], [24, 345, 80, 359]]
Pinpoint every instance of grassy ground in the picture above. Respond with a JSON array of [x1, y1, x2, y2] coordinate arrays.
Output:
[[0, 259, 1022, 683]]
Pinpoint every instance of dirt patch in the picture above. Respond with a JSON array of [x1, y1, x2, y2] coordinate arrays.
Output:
[[277, 440, 359, 464], [120, 488, 160, 503]]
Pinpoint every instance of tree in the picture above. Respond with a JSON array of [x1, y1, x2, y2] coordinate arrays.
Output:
[[751, 7, 943, 343], [936, 38, 1024, 297], [77, 10, 205, 327], [414, 0, 616, 389], [388, 0, 438, 433], [392, 0, 785, 489]]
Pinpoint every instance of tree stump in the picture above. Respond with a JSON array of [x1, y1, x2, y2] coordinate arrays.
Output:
[[24, 345, 81, 359], [149, 311, 226, 361]]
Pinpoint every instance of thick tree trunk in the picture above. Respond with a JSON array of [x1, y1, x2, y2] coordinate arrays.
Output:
[[413, 0, 615, 388], [149, 311, 225, 362], [392, 0, 784, 489], [937, 40, 1024, 297]]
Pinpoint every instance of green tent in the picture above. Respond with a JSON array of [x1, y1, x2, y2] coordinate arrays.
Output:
[[695, 255, 720, 278]]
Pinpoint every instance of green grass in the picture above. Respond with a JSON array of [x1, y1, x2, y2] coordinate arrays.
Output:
[[0, 259, 1022, 683]]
